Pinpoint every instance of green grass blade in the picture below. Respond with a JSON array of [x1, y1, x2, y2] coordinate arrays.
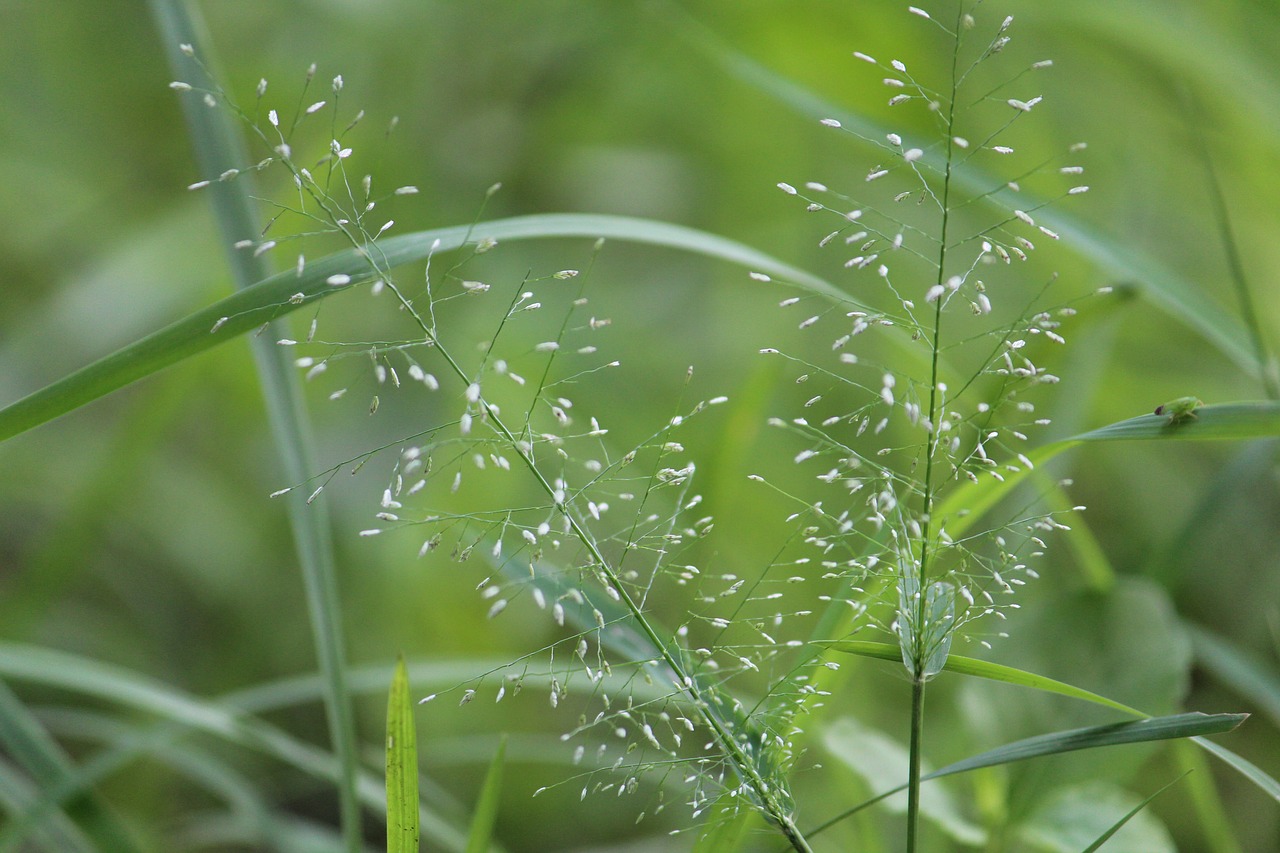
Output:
[[0, 642, 473, 852], [674, 18, 1260, 376], [29, 707, 276, 847], [937, 402, 1280, 537], [1189, 95, 1280, 399], [148, 2, 362, 846], [386, 655, 419, 853], [933, 713, 1246, 779], [808, 713, 1243, 839], [464, 736, 506, 853], [0, 681, 139, 852], [1193, 736, 1280, 803], [1081, 772, 1189, 853], [823, 641, 1143, 716], [0, 759, 93, 853], [0, 213, 842, 445]]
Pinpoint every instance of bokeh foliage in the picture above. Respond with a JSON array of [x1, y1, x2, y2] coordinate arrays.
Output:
[[2, 0, 1279, 850]]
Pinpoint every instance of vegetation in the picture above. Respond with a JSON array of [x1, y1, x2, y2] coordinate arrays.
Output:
[[2, 1, 1280, 851]]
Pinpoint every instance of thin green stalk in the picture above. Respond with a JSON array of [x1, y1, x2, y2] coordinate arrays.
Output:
[[147, 3, 361, 849], [1193, 111, 1280, 400], [906, 8, 964, 850], [906, 677, 926, 853]]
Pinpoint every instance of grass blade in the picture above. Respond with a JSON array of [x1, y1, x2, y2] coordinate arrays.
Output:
[[0, 681, 139, 852], [386, 655, 419, 853], [808, 712, 1239, 835], [0, 213, 842, 445], [937, 402, 1280, 537], [1081, 772, 1190, 853], [464, 736, 506, 853], [808, 713, 1245, 838], [932, 713, 1246, 779], [0, 642, 474, 852], [1193, 737, 1280, 803], [823, 640, 1143, 716], [148, 2, 362, 845]]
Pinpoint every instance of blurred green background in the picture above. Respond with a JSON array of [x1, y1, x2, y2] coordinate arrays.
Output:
[[2, 0, 1279, 850]]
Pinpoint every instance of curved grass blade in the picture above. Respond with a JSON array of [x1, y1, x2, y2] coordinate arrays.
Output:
[[0, 760, 93, 853], [31, 707, 278, 848], [672, 15, 1260, 376], [937, 402, 1280, 537], [1193, 736, 1280, 804], [148, 2, 361, 846], [806, 713, 1245, 838], [386, 655, 419, 853], [465, 736, 506, 853], [0, 213, 843, 446], [823, 640, 1143, 716], [1081, 772, 1190, 853], [0, 681, 141, 852], [0, 643, 472, 853]]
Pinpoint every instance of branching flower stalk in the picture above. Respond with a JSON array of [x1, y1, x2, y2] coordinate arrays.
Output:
[[185, 65, 816, 850], [768, 4, 1092, 847]]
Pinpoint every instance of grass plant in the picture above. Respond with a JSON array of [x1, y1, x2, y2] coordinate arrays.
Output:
[[2, 1, 1280, 851]]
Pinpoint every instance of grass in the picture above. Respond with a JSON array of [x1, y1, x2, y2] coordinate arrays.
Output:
[[2, 1, 1280, 851]]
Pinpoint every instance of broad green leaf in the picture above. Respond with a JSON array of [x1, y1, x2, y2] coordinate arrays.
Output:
[[690, 795, 754, 853], [937, 402, 1280, 537], [465, 736, 506, 853], [823, 640, 1143, 716], [0, 214, 843, 445], [387, 655, 420, 853]]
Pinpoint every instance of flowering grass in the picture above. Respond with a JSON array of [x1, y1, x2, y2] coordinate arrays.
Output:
[[1, 1, 1280, 852]]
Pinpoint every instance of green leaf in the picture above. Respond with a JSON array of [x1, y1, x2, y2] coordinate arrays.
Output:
[[808, 713, 1245, 838], [690, 795, 754, 853], [937, 402, 1280, 537], [464, 736, 506, 853], [0, 680, 141, 852], [930, 713, 1245, 779], [148, 3, 363, 846], [823, 640, 1144, 716], [1193, 736, 1280, 803], [0, 214, 842, 445], [386, 655, 420, 853], [1080, 776, 1186, 853]]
